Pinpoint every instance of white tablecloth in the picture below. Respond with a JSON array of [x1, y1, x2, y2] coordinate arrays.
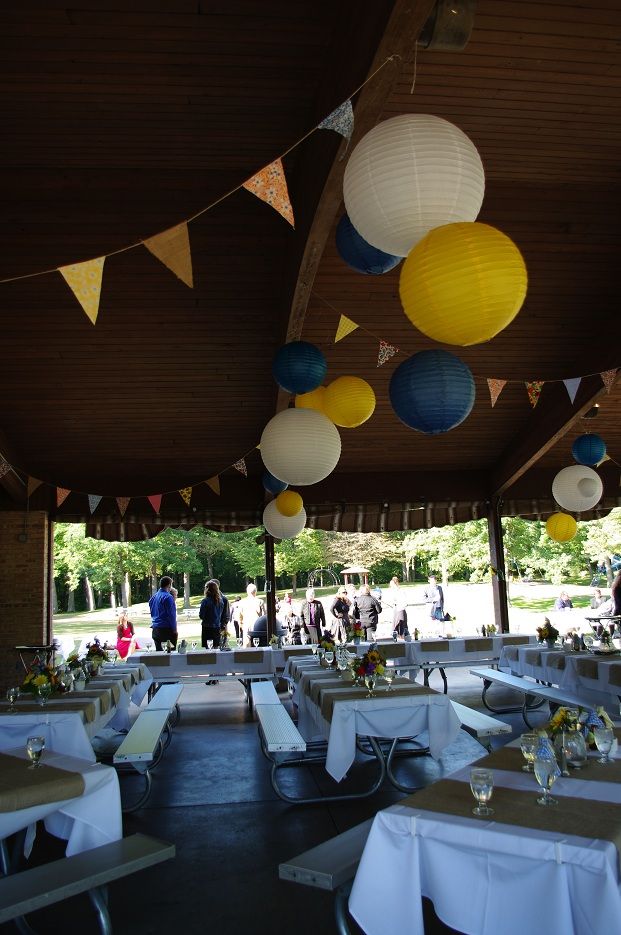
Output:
[[131, 650, 272, 677], [0, 712, 95, 762]]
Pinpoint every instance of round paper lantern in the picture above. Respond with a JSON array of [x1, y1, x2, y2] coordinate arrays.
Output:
[[389, 350, 475, 434], [399, 223, 527, 346], [262, 470, 288, 495], [260, 409, 341, 485], [323, 376, 376, 428], [272, 342, 327, 394], [546, 512, 577, 543], [275, 490, 303, 517], [335, 214, 401, 275], [552, 465, 603, 512], [295, 386, 326, 414], [263, 501, 307, 539], [572, 433, 606, 466], [343, 114, 485, 257]]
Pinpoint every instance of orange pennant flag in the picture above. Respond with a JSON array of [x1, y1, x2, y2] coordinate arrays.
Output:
[[27, 477, 43, 496], [600, 369, 617, 393], [242, 158, 294, 227], [179, 486, 192, 506], [58, 256, 105, 325], [526, 381, 544, 408], [487, 379, 506, 408], [143, 222, 193, 288], [116, 497, 130, 517], [335, 315, 358, 343], [148, 494, 162, 513], [206, 476, 220, 496], [57, 487, 71, 507]]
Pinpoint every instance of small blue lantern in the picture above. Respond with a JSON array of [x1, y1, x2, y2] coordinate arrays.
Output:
[[272, 341, 327, 394], [389, 350, 475, 434], [262, 470, 288, 495], [572, 433, 606, 466], [336, 214, 401, 275]]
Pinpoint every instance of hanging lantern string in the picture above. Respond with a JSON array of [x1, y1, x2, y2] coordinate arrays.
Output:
[[0, 56, 399, 286]]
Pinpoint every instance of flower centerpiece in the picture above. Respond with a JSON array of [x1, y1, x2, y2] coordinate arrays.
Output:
[[536, 617, 559, 646], [353, 647, 386, 695], [347, 621, 364, 643], [20, 659, 61, 702], [85, 637, 110, 671], [269, 635, 279, 649]]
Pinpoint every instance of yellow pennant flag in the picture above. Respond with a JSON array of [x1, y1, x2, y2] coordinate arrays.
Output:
[[206, 476, 220, 496], [335, 315, 358, 343], [179, 486, 192, 506], [116, 497, 130, 517], [58, 256, 105, 325], [242, 158, 294, 227], [143, 222, 193, 288]]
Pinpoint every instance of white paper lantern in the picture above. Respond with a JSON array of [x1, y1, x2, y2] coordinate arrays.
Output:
[[263, 501, 307, 539], [343, 114, 485, 257], [552, 465, 603, 512], [260, 408, 341, 486]]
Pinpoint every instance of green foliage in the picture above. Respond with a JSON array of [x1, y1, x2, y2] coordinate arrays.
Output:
[[274, 529, 326, 580]]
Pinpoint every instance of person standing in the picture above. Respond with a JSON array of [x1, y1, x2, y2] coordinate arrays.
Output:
[[388, 576, 409, 638], [199, 580, 224, 648], [353, 585, 382, 641], [208, 578, 229, 642], [329, 587, 351, 643], [299, 588, 326, 643], [238, 583, 265, 646], [423, 575, 444, 622], [149, 576, 178, 650]]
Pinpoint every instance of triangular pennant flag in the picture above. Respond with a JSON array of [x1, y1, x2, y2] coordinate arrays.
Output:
[[598, 453, 611, 467], [335, 315, 359, 343], [242, 158, 294, 227], [57, 487, 71, 507], [487, 379, 507, 408], [148, 494, 162, 513], [116, 496, 130, 517], [526, 380, 544, 408], [318, 100, 354, 141], [143, 222, 193, 288], [0, 458, 11, 479], [600, 369, 617, 393], [179, 486, 192, 506], [232, 459, 247, 477], [206, 476, 221, 496], [88, 494, 102, 514], [27, 477, 42, 496], [377, 340, 398, 367], [58, 256, 105, 325], [562, 377, 581, 404]]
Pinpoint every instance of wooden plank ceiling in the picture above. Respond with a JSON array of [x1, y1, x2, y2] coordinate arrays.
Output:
[[0, 0, 619, 534]]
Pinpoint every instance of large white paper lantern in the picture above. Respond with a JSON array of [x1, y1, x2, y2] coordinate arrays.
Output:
[[260, 408, 341, 486], [263, 501, 307, 539], [343, 114, 485, 257], [552, 465, 603, 512]]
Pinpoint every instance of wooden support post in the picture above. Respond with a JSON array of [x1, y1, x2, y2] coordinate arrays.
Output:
[[486, 499, 510, 634], [264, 533, 276, 641]]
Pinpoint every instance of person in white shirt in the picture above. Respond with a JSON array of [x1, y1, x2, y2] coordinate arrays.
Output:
[[388, 576, 409, 638], [237, 583, 265, 646]]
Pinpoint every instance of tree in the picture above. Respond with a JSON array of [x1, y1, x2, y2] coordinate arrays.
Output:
[[227, 529, 265, 584], [324, 532, 402, 575], [274, 529, 326, 594], [581, 509, 621, 585]]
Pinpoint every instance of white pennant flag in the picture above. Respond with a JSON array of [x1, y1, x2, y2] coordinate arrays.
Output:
[[562, 377, 581, 404]]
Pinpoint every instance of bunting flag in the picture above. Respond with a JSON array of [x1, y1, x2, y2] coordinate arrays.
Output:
[[57, 487, 71, 507], [148, 494, 162, 513], [377, 340, 398, 367], [206, 476, 221, 496], [27, 477, 42, 496], [0, 458, 11, 479], [334, 314, 359, 343], [233, 459, 247, 477], [318, 100, 354, 141], [242, 158, 294, 227], [487, 379, 507, 408], [143, 222, 193, 288], [116, 497, 130, 517], [562, 377, 581, 404], [600, 369, 617, 393], [88, 494, 102, 514], [179, 486, 192, 506], [58, 256, 105, 325], [526, 380, 544, 408], [598, 454, 611, 466]]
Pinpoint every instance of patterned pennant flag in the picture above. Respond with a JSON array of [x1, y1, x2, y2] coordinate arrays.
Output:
[[0, 458, 11, 479], [318, 100, 354, 141], [526, 380, 544, 408], [116, 497, 130, 517], [148, 494, 162, 513], [242, 158, 294, 228], [600, 369, 617, 393], [206, 476, 221, 496], [377, 340, 398, 367], [57, 487, 71, 507], [335, 315, 359, 343], [27, 477, 42, 496], [143, 222, 193, 288], [562, 377, 581, 404], [88, 494, 102, 514], [58, 256, 105, 325], [233, 459, 247, 477], [179, 486, 192, 506], [487, 379, 507, 408]]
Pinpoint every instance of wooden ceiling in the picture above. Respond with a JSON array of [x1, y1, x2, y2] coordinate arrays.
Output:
[[0, 0, 619, 533]]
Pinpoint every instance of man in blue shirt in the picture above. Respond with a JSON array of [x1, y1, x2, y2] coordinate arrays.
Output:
[[149, 576, 178, 650]]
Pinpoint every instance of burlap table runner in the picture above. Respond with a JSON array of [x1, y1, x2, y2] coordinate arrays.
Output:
[[98, 673, 132, 693], [319, 682, 436, 722], [420, 641, 450, 653], [465, 638, 493, 653], [501, 636, 530, 646], [547, 653, 566, 671], [524, 649, 542, 666], [608, 665, 621, 688], [234, 651, 263, 664], [284, 647, 313, 659], [144, 655, 171, 667], [0, 752, 86, 813], [187, 653, 217, 666], [91, 680, 122, 704], [381, 644, 408, 659], [400, 779, 621, 851], [503, 647, 519, 662], [479, 744, 621, 784], [72, 688, 112, 714], [0, 699, 97, 723], [576, 658, 599, 680]]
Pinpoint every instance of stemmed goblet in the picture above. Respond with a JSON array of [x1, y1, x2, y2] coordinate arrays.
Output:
[[206, 640, 214, 650], [253, 638, 260, 648], [6, 687, 19, 713], [364, 673, 376, 697], [593, 727, 614, 764], [470, 768, 494, 817], [324, 651, 334, 666], [534, 756, 559, 806], [519, 732, 539, 772], [384, 667, 395, 691], [26, 736, 45, 769]]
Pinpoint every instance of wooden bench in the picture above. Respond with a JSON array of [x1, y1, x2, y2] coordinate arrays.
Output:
[[470, 666, 597, 729], [450, 700, 512, 751], [250, 680, 282, 705], [145, 681, 183, 737], [112, 709, 172, 812], [0, 833, 174, 934]]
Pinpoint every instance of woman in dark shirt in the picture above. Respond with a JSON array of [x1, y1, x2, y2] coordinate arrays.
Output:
[[353, 585, 382, 640], [199, 580, 224, 648], [330, 587, 351, 643]]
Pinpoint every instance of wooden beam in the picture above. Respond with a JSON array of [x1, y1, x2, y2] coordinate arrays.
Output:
[[486, 499, 509, 633]]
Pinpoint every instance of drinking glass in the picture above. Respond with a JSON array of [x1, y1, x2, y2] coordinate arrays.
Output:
[[26, 736, 45, 769], [470, 768, 494, 816], [6, 687, 19, 713], [300, 631, 308, 645], [519, 732, 539, 772], [311, 644, 318, 655], [364, 673, 376, 697], [593, 727, 614, 764], [253, 638, 260, 648], [146, 641, 153, 653], [324, 651, 334, 666], [37, 683, 52, 707], [236, 638, 243, 648], [534, 757, 559, 806], [191, 641, 198, 651], [206, 640, 213, 650], [384, 667, 395, 691]]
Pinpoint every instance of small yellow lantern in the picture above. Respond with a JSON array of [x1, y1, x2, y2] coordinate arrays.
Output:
[[545, 512, 577, 543], [275, 490, 303, 517], [323, 376, 376, 428]]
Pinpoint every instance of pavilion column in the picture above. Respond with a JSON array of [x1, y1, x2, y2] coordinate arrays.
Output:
[[486, 499, 510, 634], [264, 533, 276, 640]]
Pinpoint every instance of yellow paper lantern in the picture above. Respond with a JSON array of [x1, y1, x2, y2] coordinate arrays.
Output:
[[295, 386, 326, 414], [275, 490, 303, 517], [323, 376, 376, 428], [545, 512, 577, 543], [399, 222, 528, 346]]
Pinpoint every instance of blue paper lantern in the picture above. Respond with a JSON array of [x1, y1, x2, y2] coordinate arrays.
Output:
[[272, 341, 327, 394], [262, 470, 288, 495], [572, 433, 606, 466], [336, 214, 401, 275], [389, 350, 475, 434]]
